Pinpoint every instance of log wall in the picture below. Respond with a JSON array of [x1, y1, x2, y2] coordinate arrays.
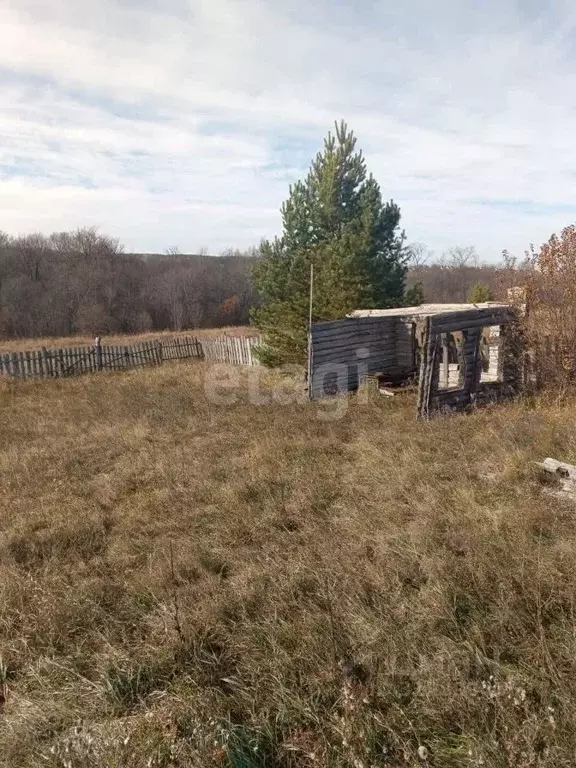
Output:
[[308, 316, 416, 400]]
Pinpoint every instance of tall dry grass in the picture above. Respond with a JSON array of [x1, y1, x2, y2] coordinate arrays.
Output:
[[2, 362, 576, 766]]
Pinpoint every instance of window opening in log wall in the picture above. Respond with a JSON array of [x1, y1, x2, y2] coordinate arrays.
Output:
[[437, 331, 462, 390], [479, 325, 503, 384]]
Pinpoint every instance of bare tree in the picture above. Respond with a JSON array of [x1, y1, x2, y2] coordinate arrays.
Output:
[[406, 242, 432, 268], [13, 233, 50, 282], [440, 245, 479, 269]]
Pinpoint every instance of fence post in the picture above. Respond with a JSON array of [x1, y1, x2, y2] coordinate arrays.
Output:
[[95, 336, 103, 371], [41, 347, 49, 377], [10, 352, 19, 378], [156, 340, 163, 365]]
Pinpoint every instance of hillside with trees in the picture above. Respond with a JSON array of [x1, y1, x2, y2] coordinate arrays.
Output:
[[0, 224, 513, 344], [0, 229, 257, 340]]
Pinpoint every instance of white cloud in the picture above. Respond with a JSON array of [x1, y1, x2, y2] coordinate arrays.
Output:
[[1, 0, 576, 257]]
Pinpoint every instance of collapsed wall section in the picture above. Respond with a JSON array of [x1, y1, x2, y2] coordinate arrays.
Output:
[[417, 306, 519, 419]]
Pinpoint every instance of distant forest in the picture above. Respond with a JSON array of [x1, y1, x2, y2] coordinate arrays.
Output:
[[0, 228, 504, 340], [406, 264, 500, 303], [0, 228, 258, 339]]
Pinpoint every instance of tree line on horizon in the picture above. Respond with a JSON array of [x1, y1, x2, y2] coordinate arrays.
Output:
[[0, 225, 503, 343]]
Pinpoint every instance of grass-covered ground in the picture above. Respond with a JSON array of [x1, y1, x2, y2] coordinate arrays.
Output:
[[1, 362, 576, 766]]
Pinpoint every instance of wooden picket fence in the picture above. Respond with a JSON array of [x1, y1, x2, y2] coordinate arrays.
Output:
[[161, 336, 204, 361], [0, 334, 262, 381], [201, 335, 260, 366]]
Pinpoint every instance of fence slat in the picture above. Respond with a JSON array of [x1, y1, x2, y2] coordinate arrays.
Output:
[[11, 352, 19, 378]]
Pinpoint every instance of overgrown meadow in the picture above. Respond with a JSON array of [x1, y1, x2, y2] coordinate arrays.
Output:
[[2, 362, 576, 766]]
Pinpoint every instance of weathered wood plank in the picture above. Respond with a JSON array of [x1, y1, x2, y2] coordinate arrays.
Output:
[[312, 327, 397, 346], [430, 312, 512, 335], [312, 317, 396, 337], [311, 341, 399, 361], [312, 337, 398, 356]]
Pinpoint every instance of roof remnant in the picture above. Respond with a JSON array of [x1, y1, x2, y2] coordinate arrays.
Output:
[[349, 302, 509, 319]]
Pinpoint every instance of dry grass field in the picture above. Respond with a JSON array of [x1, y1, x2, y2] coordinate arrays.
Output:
[[0, 327, 255, 354], [2, 361, 576, 766]]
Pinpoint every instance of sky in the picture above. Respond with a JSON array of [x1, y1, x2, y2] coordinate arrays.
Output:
[[1, 0, 576, 260]]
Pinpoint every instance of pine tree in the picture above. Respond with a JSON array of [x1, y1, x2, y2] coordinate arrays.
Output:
[[251, 121, 407, 366], [468, 283, 495, 303], [405, 281, 425, 306]]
